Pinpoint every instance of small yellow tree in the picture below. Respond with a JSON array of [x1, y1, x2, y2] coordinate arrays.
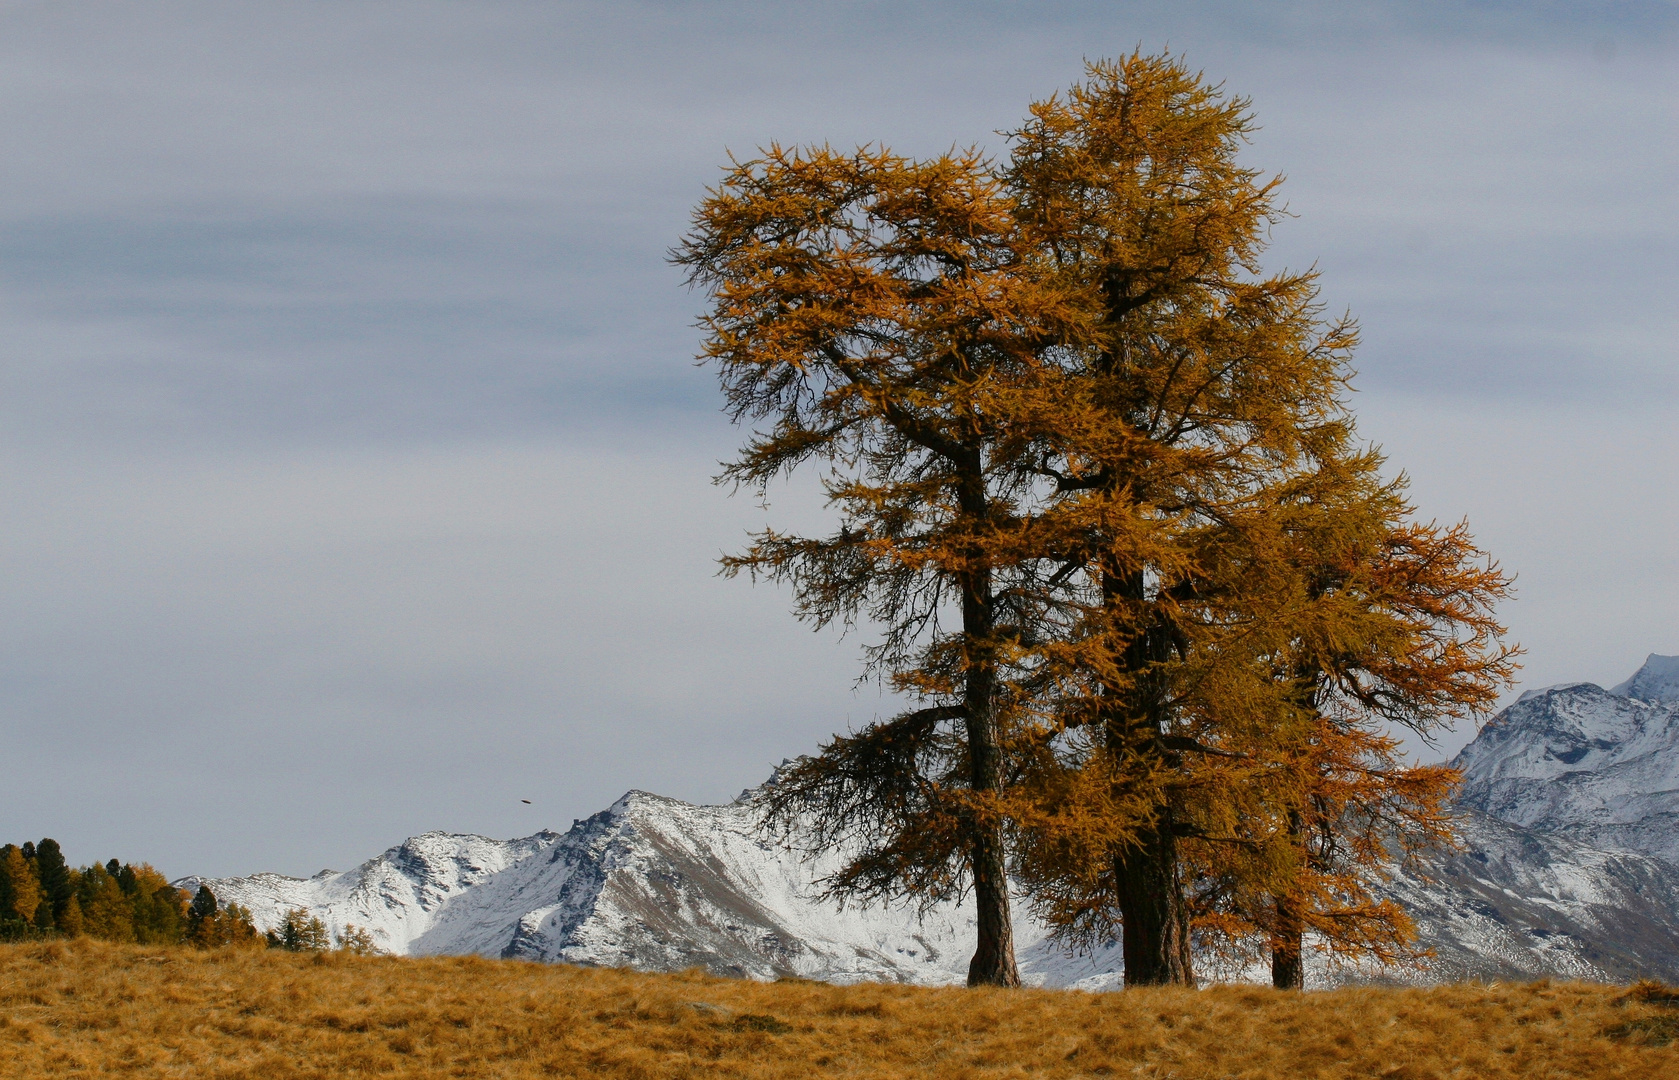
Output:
[[272, 907, 331, 952], [77, 863, 136, 943], [1253, 495, 1518, 988], [0, 845, 42, 932], [335, 924, 383, 956], [185, 886, 265, 949]]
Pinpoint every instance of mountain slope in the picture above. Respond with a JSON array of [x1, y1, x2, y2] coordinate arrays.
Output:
[[1453, 660, 1679, 863], [185, 655, 1679, 987], [185, 792, 1679, 988], [1377, 809, 1679, 984], [177, 830, 561, 955], [1610, 652, 1679, 703], [189, 789, 1124, 989]]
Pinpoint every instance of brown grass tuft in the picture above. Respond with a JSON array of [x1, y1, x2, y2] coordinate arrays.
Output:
[[2, 941, 1677, 1077]]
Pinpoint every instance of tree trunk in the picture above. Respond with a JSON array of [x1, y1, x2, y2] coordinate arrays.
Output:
[[964, 645, 1019, 987], [1105, 570, 1195, 987], [959, 461, 1020, 989], [1115, 811, 1195, 987], [1271, 896, 1304, 989], [967, 827, 1020, 987], [1272, 806, 1308, 989], [965, 670, 1020, 986]]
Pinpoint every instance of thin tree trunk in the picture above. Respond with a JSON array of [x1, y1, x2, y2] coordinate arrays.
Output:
[[1271, 896, 1305, 989], [1271, 686, 1317, 991], [1272, 805, 1308, 989], [959, 462, 1020, 989], [964, 644, 1019, 987]]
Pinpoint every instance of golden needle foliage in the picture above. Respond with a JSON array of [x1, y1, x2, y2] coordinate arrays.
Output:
[[676, 141, 1075, 986], [992, 55, 1513, 988], [3, 941, 1677, 1079], [678, 51, 1517, 990]]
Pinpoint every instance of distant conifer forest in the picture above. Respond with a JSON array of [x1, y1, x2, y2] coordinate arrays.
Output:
[[0, 838, 377, 953]]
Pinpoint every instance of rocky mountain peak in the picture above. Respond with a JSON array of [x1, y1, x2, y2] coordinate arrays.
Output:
[[1611, 653, 1679, 703], [1453, 668, 1679, 863]]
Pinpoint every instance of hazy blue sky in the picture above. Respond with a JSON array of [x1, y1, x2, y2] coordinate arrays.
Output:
[[2, 1, 1674, 878]]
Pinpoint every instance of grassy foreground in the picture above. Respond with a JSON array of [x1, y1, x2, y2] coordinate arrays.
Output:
[[3, 940, 1678, 1078]]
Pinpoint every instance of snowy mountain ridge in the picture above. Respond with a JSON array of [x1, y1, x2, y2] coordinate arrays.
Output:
[[1609, 652, 1679, 703], [182, 789, 1127, 989], [1453, 654, 1679, 864], [183, 653, 1679, 987]]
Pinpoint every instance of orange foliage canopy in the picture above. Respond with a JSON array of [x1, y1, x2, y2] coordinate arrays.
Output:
[[678, 52, 1517, 992], [675, 144, 1076, 986]]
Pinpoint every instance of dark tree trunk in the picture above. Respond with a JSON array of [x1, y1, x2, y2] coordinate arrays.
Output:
[[964, 644, 1019, 987], [1115, 812, 1195, 987], [959, 459, 1020, 989], [1106, 569, 1196, 987], [967, 826, 1020, 987], [1271, 896, 1304, 989], [1272, 806, 1308, 989]]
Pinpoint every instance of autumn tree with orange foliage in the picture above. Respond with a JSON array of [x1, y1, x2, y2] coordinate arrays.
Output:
[[675, 145, 1074, 987], [680, 52, 1516, 992], [999, 56, 1515, 988], [993, 53, 1380, 987], [185, 885, 265, 949], [1180, 454, 1518, 989], [0, 845, 43, 937]]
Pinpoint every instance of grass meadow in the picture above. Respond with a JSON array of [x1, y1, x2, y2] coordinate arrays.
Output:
[[3, 939, 1677, 1078]]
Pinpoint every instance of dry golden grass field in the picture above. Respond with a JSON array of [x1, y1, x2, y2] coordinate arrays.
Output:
[[4, 940, 1679, 1079]]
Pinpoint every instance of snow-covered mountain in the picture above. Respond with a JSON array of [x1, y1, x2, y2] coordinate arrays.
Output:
[[182, 789, 1124, 989], [1610, 652, 1679, 703], [1378, 809, 1679, 984], [1453, 655, 1679, 863], [184, 654, 1679, 987], [177, 830, 560, 955]]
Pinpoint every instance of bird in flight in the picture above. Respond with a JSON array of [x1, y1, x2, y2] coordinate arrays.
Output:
[[521, 799, 532, 804]]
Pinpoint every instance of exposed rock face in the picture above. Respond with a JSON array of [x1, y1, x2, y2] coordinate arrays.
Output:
[[184, 655, 1679, 987], [1375, 810, 1679, 984]]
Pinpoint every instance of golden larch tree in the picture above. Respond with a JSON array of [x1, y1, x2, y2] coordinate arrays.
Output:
[[1256, 479, 1518, 988], [1000, 53, 1364, 986], [675, 145, 1074, 986]]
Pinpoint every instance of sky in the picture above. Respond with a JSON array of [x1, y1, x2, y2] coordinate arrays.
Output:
[[1, 1, 1674, 879]]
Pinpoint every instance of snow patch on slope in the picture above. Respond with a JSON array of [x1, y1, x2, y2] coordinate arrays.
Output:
[[177, 830, 560, 955]]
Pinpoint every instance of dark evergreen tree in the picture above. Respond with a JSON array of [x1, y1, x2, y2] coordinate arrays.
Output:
[[189, 885, 219, 925], [31, 839, 73, 929], [270, 907, 330, 952]]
